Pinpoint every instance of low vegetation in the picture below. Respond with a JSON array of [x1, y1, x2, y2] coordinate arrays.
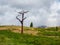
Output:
[[0, 26, 60, 45]]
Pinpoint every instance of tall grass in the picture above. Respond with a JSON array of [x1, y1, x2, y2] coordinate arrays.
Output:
[[0, 30, 60, 45]]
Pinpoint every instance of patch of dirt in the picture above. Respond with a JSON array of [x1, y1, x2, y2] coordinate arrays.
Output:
[[12, 30, 38, 35], [0, 27, 38, 35], [0, 28, 8, 30], [24, 30, 38, 35]]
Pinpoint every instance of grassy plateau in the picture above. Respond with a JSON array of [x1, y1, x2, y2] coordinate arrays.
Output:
[[0, 26, 60, 45]]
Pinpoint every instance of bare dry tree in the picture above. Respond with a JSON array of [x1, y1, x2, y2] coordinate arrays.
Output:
[[16, 10, 29, 34]]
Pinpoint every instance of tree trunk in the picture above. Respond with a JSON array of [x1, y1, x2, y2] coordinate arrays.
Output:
[[21, 13, 24, 34], [21, 23, 23, 34]]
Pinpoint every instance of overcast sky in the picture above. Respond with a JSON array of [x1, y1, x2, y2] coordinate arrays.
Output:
[[0, 0, 60, 27]]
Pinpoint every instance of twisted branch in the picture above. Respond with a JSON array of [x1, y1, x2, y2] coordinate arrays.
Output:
[[23, 17, 27, 20], [16, 15, 22, 24]]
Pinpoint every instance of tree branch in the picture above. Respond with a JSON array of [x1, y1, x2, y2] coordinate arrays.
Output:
[[23, 17, 27, 20], [16, 15, 22, 24]]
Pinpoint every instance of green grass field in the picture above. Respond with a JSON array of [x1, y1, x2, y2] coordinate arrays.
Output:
[[0, 26, 60, 45]]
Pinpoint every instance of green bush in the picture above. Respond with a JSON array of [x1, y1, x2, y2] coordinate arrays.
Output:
[[30, 22, 33, 27]]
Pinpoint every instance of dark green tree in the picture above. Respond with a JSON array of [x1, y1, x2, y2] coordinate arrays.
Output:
[[56, 27, 58, 31], [30, 22, 33, 27]]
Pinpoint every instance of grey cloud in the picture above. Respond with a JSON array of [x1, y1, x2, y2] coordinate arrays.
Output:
[[0, 0, 58, 27]]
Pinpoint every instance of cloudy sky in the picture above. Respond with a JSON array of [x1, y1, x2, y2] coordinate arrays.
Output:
[[0, 0, 60, 27]]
